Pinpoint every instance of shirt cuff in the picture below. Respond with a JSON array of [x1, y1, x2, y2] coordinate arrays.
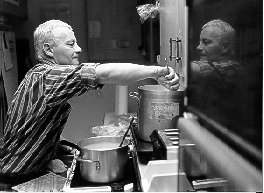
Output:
[[80, 63, 104, 89]]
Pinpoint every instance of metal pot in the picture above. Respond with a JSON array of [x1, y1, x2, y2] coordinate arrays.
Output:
[[61, 136, 130, 183], [129, 85, 184, 141]]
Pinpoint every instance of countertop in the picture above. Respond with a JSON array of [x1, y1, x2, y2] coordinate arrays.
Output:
[[6, 154, 75, 192]]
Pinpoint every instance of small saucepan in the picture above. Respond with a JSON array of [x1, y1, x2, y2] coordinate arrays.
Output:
[[60, 136, 130, 183]]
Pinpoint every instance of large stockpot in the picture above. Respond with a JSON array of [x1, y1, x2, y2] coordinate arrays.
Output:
[[129, 85, 184, 141], [62, 136, 130, 183]]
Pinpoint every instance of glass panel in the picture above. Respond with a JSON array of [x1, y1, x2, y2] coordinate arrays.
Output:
[[187, 0, 262, 150]]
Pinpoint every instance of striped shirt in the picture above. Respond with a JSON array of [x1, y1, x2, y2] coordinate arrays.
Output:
[[191, 60, 242, 76], [0, 60, 102, 176]]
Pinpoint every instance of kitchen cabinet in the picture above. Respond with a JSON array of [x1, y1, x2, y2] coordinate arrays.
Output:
[[159, 0, 187, 89], [137, 0, 160, 63], [1, 0, 28, 19], [86, 0, 141, 61]]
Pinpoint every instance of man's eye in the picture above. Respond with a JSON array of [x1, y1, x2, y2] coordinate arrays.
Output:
[[203, 40, 211, 46], [67, 43, 74, 47]]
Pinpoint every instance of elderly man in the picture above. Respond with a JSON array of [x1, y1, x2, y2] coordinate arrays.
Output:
[[190, 19, 240, 76], [0, 19, 179, 186], [188, 19, 246, 132]]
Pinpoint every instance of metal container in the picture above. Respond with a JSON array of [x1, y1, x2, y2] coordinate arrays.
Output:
[[75, 136, 130, 183], [129, 85, 184, 141]]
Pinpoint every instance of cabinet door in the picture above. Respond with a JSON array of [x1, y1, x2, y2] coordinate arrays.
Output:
[[86, 0, 141, 61], [160, 0, 187, 89]]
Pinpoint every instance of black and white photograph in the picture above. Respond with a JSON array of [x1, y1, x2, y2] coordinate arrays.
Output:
[[0, 0, 262, 192]]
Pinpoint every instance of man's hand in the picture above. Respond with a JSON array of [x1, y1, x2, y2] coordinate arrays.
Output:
[[47, 159, 67, 174], [155, 66, 180, 91]]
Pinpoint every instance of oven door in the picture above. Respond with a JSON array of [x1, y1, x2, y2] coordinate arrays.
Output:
[[178, 114, 262, 192], [179, 0, 262, 191]]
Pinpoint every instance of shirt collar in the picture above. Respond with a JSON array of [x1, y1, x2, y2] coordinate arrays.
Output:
[[40, 59, 57, 66]]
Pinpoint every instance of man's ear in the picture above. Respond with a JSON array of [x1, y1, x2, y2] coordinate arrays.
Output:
[[43, 43, 54, 57]]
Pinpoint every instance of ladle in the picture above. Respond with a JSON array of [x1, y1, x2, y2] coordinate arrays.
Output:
[[119, 116, 135, 147]]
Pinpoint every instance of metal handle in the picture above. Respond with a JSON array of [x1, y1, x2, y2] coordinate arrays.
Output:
[[165, 128, 179, 132], [68, 186, 111, 192], [169, 37, 182, 63], [129, 91, 139, 100], [166, 132, 179, 136], [60, 140, 81, 151], [192, 178, 229, 190], [75, 157, 101, 170], [119, 117, 134, 147]]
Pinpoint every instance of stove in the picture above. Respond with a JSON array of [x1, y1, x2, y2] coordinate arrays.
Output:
[[63, 146, 140, 192], [129, 124, 193, 192], [63, 114, 262, 192], [63, 123, 192, 192], [73, 158, 137, 191]]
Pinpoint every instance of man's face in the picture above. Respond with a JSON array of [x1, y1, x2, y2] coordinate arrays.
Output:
[[197, 26, 225, 63], [51, 27, 82, 65]]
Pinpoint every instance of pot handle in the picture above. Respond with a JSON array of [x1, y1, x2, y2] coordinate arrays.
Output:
[[76, 157, 101, 170], [60, 140, 81, 151], [129, 91, 139, 100]]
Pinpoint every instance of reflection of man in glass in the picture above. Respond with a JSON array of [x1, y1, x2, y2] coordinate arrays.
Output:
[[189, 19, 246, 130], [191, 19, 241, 76]]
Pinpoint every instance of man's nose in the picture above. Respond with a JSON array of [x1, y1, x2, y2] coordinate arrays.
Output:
[[75, 44, 82, 53], [197, 43, 203, 50]]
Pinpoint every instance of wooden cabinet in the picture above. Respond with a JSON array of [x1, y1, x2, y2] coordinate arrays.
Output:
[[159, 0, 187, 89], [1, 0, 28, 19]]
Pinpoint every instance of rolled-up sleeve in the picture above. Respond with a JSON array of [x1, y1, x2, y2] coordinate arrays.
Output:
[[80, 63, 103, 89], [44, 63, 103, 106]]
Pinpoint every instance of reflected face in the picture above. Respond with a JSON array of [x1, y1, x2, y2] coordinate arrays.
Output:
[[197, 26, 225, 63], [51, 27, 82, 65]]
